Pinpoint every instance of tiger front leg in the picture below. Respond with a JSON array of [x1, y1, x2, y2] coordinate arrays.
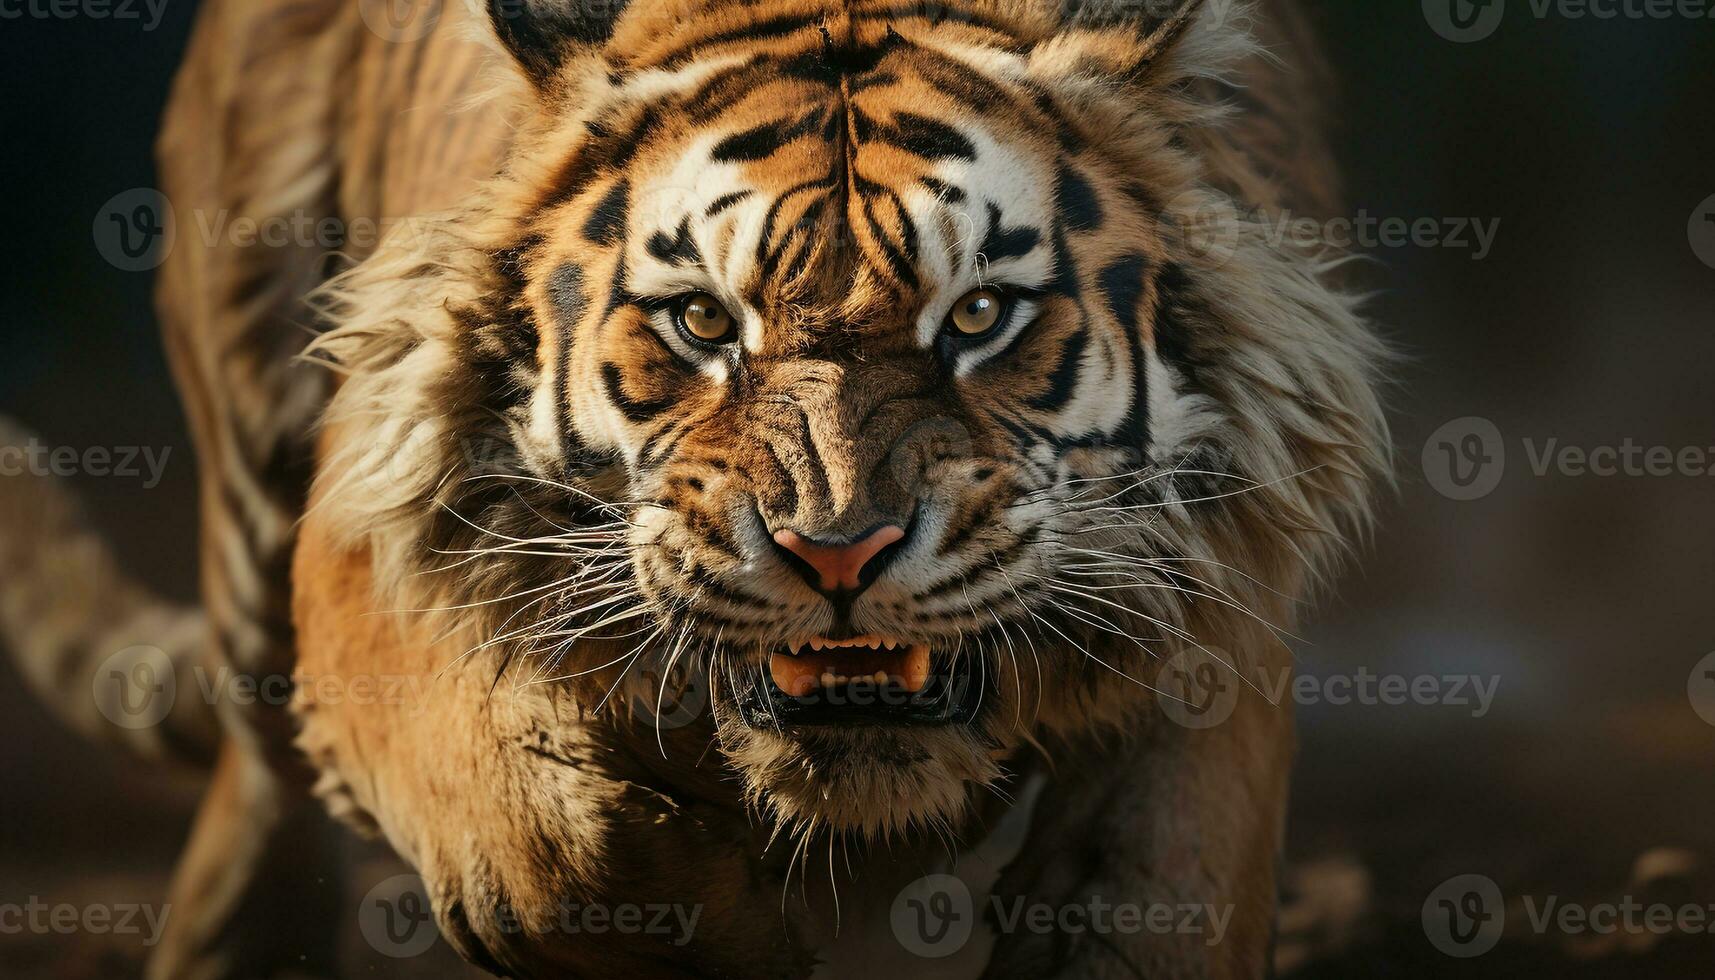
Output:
[[980, 689, 1293, 980]]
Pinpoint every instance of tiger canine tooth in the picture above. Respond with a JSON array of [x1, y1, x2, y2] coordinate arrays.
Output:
[[768, 652, 818, 697], [900, 644, 931, 693]]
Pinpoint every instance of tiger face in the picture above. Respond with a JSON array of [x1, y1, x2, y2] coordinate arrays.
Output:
[[318, 0, 1387, 842]]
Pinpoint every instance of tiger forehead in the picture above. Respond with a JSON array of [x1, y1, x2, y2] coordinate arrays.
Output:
[[612, 0, 1051, 75], [614, 37, 1061, 330]]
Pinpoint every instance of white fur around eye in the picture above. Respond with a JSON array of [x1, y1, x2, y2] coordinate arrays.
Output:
[[644, 306, 735, 382], [949, 297, 1040, 377]]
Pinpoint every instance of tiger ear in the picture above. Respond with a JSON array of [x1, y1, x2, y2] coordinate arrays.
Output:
[[1136, 0, 1211, 62], [1033, 0, 1237, 88], [1065, 0, 1210, 58], [488, 0, 629, 85]]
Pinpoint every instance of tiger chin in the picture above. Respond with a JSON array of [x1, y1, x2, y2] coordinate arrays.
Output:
[[144, 0, 1390, 977]]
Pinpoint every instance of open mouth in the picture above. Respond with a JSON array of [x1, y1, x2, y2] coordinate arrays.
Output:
[[736, 635, 985, 727]]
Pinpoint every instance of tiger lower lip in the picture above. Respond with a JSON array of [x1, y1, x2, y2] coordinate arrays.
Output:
[[767, 638, 931, 698]]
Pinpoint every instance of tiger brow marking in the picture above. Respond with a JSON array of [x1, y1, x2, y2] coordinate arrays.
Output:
[[710, 106, 830, 163], [646, 216, 702, 266], [705, 190, 754, 217], [582, 179, 630, 245], [880, 111, 977, 161], [919, 176, 966, 204], [1056, 162, 1104, 232], [977, 203, 1041, 264]]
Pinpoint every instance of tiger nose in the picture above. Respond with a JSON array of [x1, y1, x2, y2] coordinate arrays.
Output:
[[772, 524, 907, 595]]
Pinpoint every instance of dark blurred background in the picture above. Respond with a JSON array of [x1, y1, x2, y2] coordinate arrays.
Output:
[[2, 1, 1712, 976]]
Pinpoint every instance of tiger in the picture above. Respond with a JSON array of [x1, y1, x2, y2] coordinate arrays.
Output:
[[0, 0, 1388, 976]]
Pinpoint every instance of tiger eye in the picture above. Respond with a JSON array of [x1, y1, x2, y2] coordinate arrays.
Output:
[[949, 288, 1005, 336], [679, 292, 735, 343]]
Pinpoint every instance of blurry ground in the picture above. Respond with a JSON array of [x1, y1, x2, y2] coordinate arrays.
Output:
[[2, 0, 1713, 977]]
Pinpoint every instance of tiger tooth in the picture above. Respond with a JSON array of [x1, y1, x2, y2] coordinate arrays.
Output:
[[820, 671, 836, 688], [874, 671, 888, 684], [900, 644, 931, 694]]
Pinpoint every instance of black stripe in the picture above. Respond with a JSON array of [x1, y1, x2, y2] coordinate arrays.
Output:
[[583, 180, 630, 245], [979, 203, 1041, 263], [600, 361, 675, 424], [540, 107, 660, 211], [754, 176, 839, 292], [710, 107, 827, 163], [886, 112, 976, 161], [646, 216, 702, 265], [640, 419, 690, 469], [1152, 261, 1204, 387], [1101, 254, 1148, 337], [1056, 163, 1103, 232], [993, 411, 1049, 452], [854, 175, 920, 290], [794, 410, 832, 509], [919, 176, 966, 204], [908, 48, 1021, 113], [711, 120, 789, 163], [705, 190, 753, 216], [1100, 254, 1151, 447], [1027, 327, 1088, 412], [657, 11, 825, 69], [682, 57, 774, 123], [1027, 85, 1083, 154]]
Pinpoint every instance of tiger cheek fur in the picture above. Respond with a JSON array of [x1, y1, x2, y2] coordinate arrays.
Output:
[[308, 0, 1387, 921]]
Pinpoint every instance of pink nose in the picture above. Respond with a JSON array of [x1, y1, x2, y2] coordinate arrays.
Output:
[[772, 525, 906, 593]]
